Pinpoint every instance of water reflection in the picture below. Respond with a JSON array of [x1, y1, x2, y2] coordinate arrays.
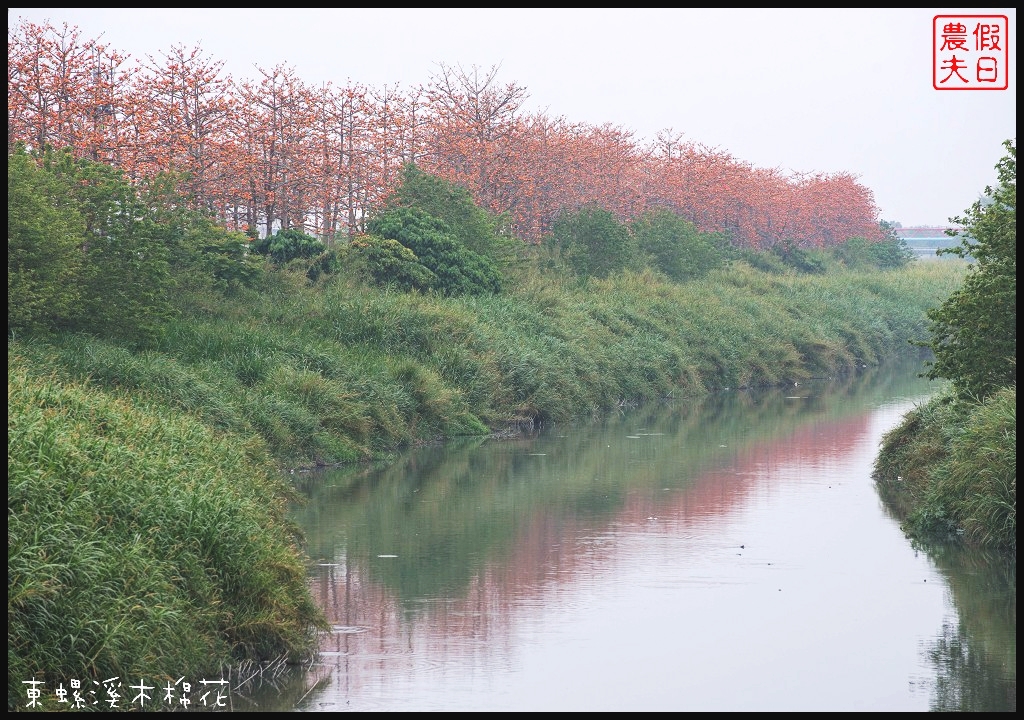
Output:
[[923, 544, 1016, 711], [250, 359, 1013, 711]]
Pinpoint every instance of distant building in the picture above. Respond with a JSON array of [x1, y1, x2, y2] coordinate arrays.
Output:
[[894, 226, 963, 258]]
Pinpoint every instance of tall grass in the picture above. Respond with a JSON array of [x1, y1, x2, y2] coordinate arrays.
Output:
[[8, 352, 324, 709], [941, 387, 1016, 548], [874, 385, 1016, 550], [16, 260, 965, 469]]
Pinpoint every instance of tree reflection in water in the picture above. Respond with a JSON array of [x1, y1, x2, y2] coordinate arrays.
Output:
[[924, 544, 1015, 712]]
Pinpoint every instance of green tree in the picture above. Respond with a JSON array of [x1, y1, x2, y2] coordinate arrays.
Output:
[[43, 149, 173, 342], [195, 225, 267, 289], [629, 208, 729, 281], [348, 235, 438, 292], [548, 205, 638, 279], [250, 227, 325, 264], [9, 147, 174, 342], [922, 139, 1016, 398], [8, 149, 84, 334], [387, 163, 520, 270], [874, 220, 916, 269], [367, 207, 502, 296], [135, 172, 266, 290], [835, 222, 915, 270]]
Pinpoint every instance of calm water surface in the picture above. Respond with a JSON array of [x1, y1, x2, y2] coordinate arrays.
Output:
[[242, 359, 1015, 711]]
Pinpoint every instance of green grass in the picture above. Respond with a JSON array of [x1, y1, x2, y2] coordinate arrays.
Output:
[[8, 353, 325, 710], [15, 260, 965, 469], [874, 384, 1016, 550]]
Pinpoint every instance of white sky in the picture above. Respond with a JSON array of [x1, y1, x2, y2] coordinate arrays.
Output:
[[8, 8, 1017, 227]]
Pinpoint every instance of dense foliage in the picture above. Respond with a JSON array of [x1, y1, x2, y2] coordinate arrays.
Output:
[[350, 164, 518, 295], [833, 221, 915, 271], [366, 207, 503, 296], [874, 140, 1017, 551], [250, 227, 325, 264], [548, 205, 640, 279], [384, 163, 520, 270], [8, 146, 172, 342], [8, 150, 84, 333], [8, 145, 271, 341], [629, 209, 730, 281], [349, 234, 438, 292], [921, 139, 1016, 399]]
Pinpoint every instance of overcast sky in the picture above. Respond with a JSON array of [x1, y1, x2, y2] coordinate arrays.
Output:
[[9, 8, 1017, 227]]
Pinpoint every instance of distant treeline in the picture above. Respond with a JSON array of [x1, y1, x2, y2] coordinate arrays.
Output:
[[9, 18, 882, 249]]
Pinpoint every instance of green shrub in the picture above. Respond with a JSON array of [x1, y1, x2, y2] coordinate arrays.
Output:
[[9, 146, 174, 343], [349, 234, 437, 291], [199, 228, 267, 289], [546, 205, 639, 279], [305, 248, 342, 283], [834, 230, 915, 271], [367, 207, 502, 296], [737, 248, 791, 274], [385, 163, 520, 270], [8, 148, 84, 333], [630, 208, 730, 281], [250, 228, 325, 264]]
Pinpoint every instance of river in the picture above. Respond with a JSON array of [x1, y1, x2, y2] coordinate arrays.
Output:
[[235, 357, 1015, 711]]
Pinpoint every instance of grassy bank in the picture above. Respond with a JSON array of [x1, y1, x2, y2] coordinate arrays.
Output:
[[13, 260, 964, 469], [874, 385, 1016, 550], [8, 354, 324, 710]]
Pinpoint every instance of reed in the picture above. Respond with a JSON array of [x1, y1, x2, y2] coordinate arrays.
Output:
[[8, 351, 324, 709], [16, 261, 964, 468], [875, 385, 1016, 550]]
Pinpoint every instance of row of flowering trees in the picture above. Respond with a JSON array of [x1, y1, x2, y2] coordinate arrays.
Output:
[[8, 19, 882, 247]]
